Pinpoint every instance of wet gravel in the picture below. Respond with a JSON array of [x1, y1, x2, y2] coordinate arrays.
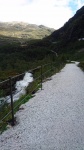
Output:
[[0, 63, 84, 150]]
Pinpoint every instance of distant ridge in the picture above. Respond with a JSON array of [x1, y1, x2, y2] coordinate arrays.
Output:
[[0, 22, 54, 40]]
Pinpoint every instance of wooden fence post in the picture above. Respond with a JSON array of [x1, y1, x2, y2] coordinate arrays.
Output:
[[41, 65, 43, 90], [9, 77, 14, 126]]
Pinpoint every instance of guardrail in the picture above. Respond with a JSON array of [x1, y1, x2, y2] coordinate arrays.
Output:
[[0, 61, 61, 132]]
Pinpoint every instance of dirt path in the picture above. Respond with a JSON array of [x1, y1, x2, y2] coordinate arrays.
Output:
[[0, 63, 84, 150]]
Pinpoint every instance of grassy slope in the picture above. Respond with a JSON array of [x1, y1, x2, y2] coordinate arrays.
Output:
[[0, 22, 54, 80], [0, 22, 54, 42]]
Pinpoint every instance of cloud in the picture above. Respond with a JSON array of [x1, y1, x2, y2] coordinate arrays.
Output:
[[0, 0, 28, 6], [0, 0, 84, 29]]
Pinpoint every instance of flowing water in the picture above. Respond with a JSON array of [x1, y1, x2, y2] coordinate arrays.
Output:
[[0, 72, 33, 104]]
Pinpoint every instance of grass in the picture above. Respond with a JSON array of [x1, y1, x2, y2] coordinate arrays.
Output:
[[0, 24, 54, 46], [78, 61, 84, 71], [0, 94, 32, 134]]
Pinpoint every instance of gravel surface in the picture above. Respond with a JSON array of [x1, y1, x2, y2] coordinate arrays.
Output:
[[0, 63, 84, 150]]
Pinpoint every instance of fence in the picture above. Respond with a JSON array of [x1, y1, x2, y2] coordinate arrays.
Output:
[[0, 61, 61, 133]]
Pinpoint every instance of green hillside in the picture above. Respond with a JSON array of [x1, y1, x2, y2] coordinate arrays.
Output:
[[0, 6, 84, 80], [47, 6, 84, 54], [0, 22, 54, 45]]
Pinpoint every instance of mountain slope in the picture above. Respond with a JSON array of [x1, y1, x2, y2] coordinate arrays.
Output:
[[0, 22, 54, 41], [0, 6, 84, 80], [49, 6, 84, 42]]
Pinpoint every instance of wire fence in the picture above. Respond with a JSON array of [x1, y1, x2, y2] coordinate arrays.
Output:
[[0, 61, 61, 132]]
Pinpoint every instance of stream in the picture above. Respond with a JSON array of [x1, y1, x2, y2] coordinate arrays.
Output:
[[0, 72, 33, 104]]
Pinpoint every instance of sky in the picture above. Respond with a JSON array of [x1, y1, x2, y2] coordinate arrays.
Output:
[[0, 0, 84, 29]]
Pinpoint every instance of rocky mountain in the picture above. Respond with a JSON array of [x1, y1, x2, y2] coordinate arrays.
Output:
[[0, 22, 54, 41]]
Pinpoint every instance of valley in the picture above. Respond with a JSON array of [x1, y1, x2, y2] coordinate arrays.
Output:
[[0, 6, 84, 81]]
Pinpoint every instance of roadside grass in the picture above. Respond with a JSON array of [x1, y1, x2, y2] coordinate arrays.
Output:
[[78, 62, 84, 71], [0, 94, 32, 134], [72, 51, 84, 71]]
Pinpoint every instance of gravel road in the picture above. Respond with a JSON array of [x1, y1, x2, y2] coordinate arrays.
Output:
[[0, 63, 84, 150]]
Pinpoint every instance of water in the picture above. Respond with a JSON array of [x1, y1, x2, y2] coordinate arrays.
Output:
[[0, 72, 33, 104], [12, 72, 33, 101]]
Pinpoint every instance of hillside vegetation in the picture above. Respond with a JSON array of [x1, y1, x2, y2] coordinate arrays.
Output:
[[0, 22, 54, 44], [0, 6, 84, 80], [47, 6, 84, 50]]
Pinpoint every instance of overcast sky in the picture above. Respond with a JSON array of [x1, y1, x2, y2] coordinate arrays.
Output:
[[0, 0, 84, 29]]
